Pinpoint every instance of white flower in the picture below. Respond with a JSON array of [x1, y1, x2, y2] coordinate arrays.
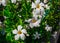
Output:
[[0, 0, 6, 6], [33, 32, 41, 39], [32, 0, 44, 9], [45, 25, 52, 31], [44, 4, 50, 9], [32, 8, 45, 19], [25, 18, 41, 28], [12, 25, 29, 40], [52, 31, 58, 39], [11, 0, 16, 3], [44, 0, 48, 3], [32, 0, 50, 10]]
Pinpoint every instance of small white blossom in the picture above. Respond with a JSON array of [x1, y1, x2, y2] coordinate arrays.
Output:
[[32, 0, 44, 9], [25, 18, 41, 28], [44, 0, 48, 3], [32, 0, 50, 9], [11, 0, 16, 3], [45, 25, 52, 31], [12, 25, 29, 40], [0, 0, 6, 6], [44, 4, 50, 9], [52, 31, 58, 39], [33, 32, 41, 39]]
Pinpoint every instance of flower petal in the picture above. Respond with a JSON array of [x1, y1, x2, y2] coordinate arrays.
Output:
[[29, 23, 34, 28], [14, 34, 20, 40], [26, 34, 29, 36], [20, 34, 25, 40], [33, 22, 40, 27], [40, 7, 45, 15], [45, 25, 52, 31], [32, 19, 41, 27], [11, 0, 16, 3], [12, 29, 18, 34], [2, 0, 6, 6], [35, 0, 40, 4], [40, 2, 44, 7], [18, 25, 22, 31], [44, 4, 50, 9], [32, 2, 36, 8], [35, 8, 40, 14], [25, 19, 32, 23], [38, 15, 42, 18], [22, 29, 27, 34], [37, 19, 41, 23], [44, 0, 48, 3]]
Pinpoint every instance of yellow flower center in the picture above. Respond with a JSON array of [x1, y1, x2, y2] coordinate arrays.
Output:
[[36, 4, 40, 8], [18, 31, 22, 34], [31, 19, 37, 23]]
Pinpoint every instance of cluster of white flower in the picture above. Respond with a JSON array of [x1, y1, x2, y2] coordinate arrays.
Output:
[[3, 0, 52, 40], [25, 0, 50, 28], [24, 0, 51, 39], [0, 0, 21, 6]]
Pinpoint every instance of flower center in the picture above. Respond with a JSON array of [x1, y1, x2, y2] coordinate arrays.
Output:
[[18, 31, 22, 34], [36, 4, 40, 8], [31, 19, 37, 23]]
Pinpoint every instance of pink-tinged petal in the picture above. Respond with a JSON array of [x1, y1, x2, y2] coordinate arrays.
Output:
[[33, 22, 40, 27], [12, 29, 18, 34]]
